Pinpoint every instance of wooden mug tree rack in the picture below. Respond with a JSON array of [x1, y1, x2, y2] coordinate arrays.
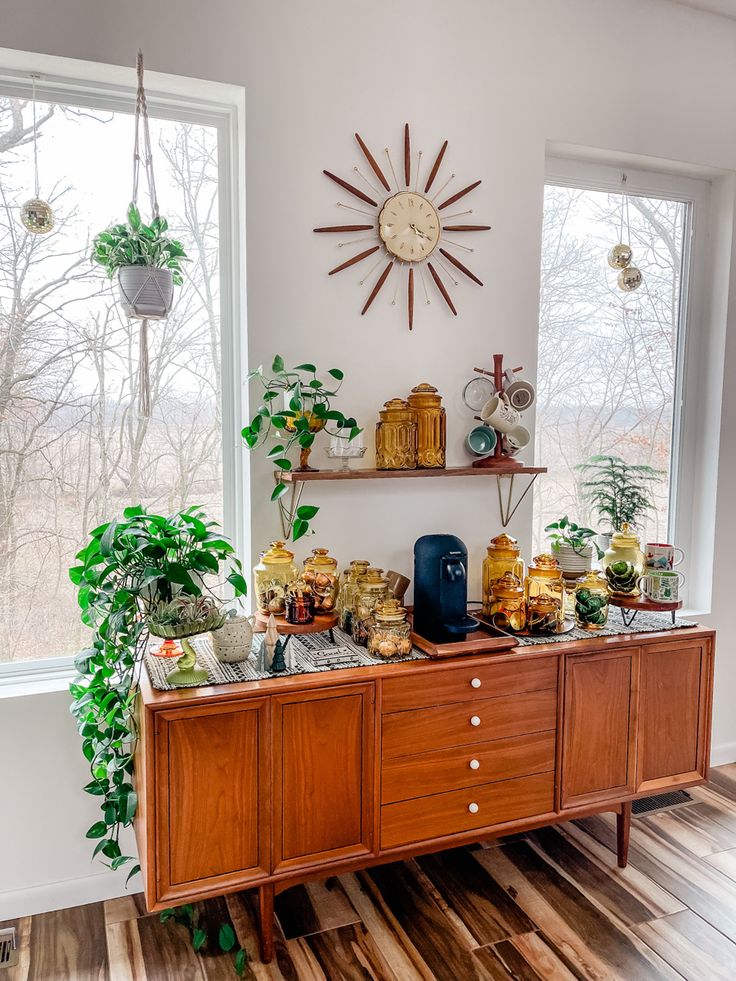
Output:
[[471, 353, 525, 471]]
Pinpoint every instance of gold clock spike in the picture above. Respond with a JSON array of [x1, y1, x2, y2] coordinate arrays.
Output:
[[418, 265, 432, 305], [414, 150, 423, 193], [436, 255, 460, 287], [338, 235, 378, 248], [328, 245, 380, 276], [391, 273, 401, 306], [431, 173, 455, 204], [442, 238, 474, 253], [359, 254, 387, 286], [440, 209, 473, 221], [361, 261, 393, 314], [355, 133, 391, 192], [337, 201, 378, 218], [439, 247, 483, 286], [384, 148, 399, 191], [427, 261, 457, 315], [353, 165, 381, 196]]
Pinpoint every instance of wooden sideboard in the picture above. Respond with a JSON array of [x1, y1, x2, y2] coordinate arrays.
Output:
[[134, 625, 714, 962]]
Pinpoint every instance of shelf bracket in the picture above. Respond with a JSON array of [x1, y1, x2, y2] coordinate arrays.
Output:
[[274, 473, 306, 541], [496, 472, 540, 528]]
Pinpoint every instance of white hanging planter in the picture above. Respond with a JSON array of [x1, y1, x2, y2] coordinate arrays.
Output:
[[118, 266, 174, 321]]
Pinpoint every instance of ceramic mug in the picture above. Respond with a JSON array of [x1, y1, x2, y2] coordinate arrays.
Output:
[[466, 424, 497, 456], [646, 542, 685, 571], [480, 393, 521, 433], [506, 423, 531, 451], [211, 614, 256, 663], [505, 379, 536, 412], [638, 570, 685, 603]]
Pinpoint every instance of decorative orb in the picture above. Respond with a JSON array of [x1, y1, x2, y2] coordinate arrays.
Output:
[[607, 243, 632, 269], [617, 265, 643, 292], [19, 198, 55, 235]]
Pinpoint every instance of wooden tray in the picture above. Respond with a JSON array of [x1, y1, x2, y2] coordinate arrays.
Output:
[[409, 613, 518, 659], [253, 611, 338, 635], [608, 595, 683, 613]]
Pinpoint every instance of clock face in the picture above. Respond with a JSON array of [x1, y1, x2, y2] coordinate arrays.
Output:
[[378, 192, 440, 261]]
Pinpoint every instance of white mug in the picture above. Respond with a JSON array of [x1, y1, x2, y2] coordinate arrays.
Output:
[[638, 570, 685, 603], [480, 393, 521, 433], [505, 379, 536, 412], [646, 543, 685, 571], [506, 423, 530, 451], [211, 614, 256, 663]]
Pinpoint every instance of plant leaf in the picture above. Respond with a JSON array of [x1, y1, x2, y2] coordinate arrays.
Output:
[[219, 923, 236, 953]]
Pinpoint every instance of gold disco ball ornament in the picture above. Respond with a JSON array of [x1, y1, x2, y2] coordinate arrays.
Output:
[[20, 197, 55, 235], [607, 243, 632, 269], [617, 265, 643, 292]]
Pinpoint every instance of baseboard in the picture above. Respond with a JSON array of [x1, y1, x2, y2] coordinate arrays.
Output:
[[711, 741, 736, 767], [0, 868, 141, 920]]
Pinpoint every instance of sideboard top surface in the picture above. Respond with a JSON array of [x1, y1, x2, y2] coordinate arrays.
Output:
[[137, 624, 714, 711]]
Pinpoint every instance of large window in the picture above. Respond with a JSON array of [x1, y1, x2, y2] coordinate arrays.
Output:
[[0, 75, 240, 666], [533, 161, 700, 555]]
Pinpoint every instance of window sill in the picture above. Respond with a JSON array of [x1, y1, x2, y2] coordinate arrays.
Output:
[[0, 659, 75, 699]]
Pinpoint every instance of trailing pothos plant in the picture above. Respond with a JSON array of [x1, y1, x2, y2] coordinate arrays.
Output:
[[242, 355, 361, 540], [69, 505, 249, 975], [91, 202, 188, 283]]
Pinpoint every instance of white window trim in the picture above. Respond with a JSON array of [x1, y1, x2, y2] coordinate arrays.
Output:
[[0, 48, 248, 689], [543, 154, 726, 614]]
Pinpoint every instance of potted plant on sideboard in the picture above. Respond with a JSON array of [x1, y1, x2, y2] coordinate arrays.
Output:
[[545, 515, 603, 577], [577, 454, 662, 549]]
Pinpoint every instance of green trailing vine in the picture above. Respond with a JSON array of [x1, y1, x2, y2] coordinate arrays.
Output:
[[69, 505, 249, 975]]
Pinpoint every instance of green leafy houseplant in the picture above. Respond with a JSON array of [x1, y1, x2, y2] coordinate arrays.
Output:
[[91, 203, 188, 284], [69, 505, 248, 975], [242, 355, 361, 541], [576, 455, 662, 534], [545, 515, 604, 559]]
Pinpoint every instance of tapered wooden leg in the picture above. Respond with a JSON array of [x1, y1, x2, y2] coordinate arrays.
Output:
[[258, 882, 274, 963], [617, 801, 631, 868]]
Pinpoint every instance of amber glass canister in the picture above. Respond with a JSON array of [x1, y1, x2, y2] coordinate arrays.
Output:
[[489, 572, 526, 632], [352, 567, 390, 645], [253, 540, 297, 615], [524, 553, 565, 628], [375, 399, 417, 470], [407, 383, 446, 469], [337, 559, 371, 633], [367, 599, 412, 659], [302, 548, 339, 613], [482, 534, 525, 615]]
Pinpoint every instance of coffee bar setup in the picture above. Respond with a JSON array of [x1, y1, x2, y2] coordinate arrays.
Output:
[[133, 352, 714, 964]]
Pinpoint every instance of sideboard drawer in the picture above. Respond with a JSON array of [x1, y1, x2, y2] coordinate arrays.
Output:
[[381, 729, 556, 804], [382, 656, 557, 713], [381, 771, 554, 850], [382, 688, 557, 760]]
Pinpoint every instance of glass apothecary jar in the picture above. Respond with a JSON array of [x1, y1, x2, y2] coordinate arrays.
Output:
[[526, 594, 560, 635], [574, 571, 610, 631], [285, 577, 315, 624], [375, 399, 417, 470], [253, 540, 297, 615], [352, 567, 390, 645], [482, 533, 525, 615], [524, 553, 564, 628], [602, 524, 646, 596], [337, 559, 371, 633], [488, 572, 526, 632], [367, 599, 412, 659], [303, 547, 339, 613], [407, 383, 446, 469]]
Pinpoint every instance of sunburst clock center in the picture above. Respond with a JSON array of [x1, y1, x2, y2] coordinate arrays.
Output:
[[378, 191, 441, 261]]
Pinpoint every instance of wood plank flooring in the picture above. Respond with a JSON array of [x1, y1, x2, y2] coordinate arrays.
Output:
[[5, 764, 736, 980]]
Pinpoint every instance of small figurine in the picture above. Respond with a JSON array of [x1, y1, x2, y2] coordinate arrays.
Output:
[[270, 638, 287, 674], [263, 613, 279, 671]]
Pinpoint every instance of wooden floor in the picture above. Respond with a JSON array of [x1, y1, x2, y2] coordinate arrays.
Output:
[[6, 766, 736, 980]]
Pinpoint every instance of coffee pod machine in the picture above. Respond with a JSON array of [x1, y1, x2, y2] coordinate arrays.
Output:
[[413, 534, 479, 643]]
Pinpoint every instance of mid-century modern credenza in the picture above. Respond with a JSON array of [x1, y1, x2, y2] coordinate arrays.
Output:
[[134, 624, 714, 962]]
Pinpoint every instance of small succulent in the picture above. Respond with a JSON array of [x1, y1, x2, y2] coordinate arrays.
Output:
[[147, 595, 223, 629]]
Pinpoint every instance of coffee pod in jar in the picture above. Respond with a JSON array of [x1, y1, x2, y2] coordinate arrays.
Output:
[[489, 572, 526, 632], [303, 548, 339, 612], [367, 599, 412, 659]]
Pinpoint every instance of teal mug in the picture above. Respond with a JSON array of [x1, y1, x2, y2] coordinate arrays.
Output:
[[638, 569, 685, 603], [466, 424, 497, 457]]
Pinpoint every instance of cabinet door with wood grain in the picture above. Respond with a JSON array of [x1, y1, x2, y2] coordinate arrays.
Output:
[[637, 638, 713, 794], [154, 697, 270, 904], [562, 648, 638, 809], [273, 683, 374, 873]]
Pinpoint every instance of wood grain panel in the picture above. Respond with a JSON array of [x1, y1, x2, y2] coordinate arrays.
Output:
[[381, 772, 554, 850], [382, 730, 555, 804], [382, 689, 557, 760], [633, 908, 736, 981], [562, 649, 636, 807], [27, 902, 108, 981], [381, 655, 557, 712]]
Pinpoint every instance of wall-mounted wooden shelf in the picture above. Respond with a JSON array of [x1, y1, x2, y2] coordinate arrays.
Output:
[[282, 466, 546, 482]]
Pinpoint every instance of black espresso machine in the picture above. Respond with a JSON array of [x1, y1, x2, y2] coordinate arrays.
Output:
[[413, 534, 479, 644]]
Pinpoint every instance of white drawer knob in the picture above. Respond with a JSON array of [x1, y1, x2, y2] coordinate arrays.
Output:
[[469, 759, 480, 770], [470, 677, 482, 689], [470, 715, 481, 727], [468, 802, 479, 814]]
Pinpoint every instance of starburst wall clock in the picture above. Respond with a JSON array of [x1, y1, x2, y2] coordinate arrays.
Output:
[[314, 124, 491, 330]]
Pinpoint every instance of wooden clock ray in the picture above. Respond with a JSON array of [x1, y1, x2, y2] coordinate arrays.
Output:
[[314, 124, 491, 330]]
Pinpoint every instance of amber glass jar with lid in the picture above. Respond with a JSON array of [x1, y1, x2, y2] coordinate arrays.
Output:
[[526, 594, 560, 635], [482, 533, 525, 614], [602, 523, 646, 596], [488, 572, 526, 632], [367, 599, 412, 659], [337, 559, 371, 633], [574, 570, 610, 630], [524, 553, 564, 628], [302, 547, 339, 613], [352, 567, 390, 645], [407, 383, 446, 469], [253, 540, 297, 615], [375, 399, 417, 470]]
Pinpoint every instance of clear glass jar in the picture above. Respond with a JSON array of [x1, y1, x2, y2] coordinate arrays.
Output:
[[253, 540, 297, 615], [303, 547, 339, 613], [375, 399, 417, 470], [352, 567, 390, 645], [285, 577, 315, 624], [407, 383, 446, 469], [526, 594, 561, 635], [482, 533, 525, 615], [337, 559, 371, 633], [489, 572, 526, 632], [524, 554, 565, 628], [367, 599, 412, 659], [602, 524, 646, 596], [575, 570, 611, 630]]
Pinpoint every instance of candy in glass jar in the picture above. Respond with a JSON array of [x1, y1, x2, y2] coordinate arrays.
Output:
[[253, 541, 297, 615], [302, 548, 339, 613], [489, 572, 526, 632], [367, 599, 412, 659], [526, 594, 561, 635], [524, 553, 565, 628], [337, 559, 371, 633], [285, 577, 315, 625], [352, 567, 389, 645], [482, 533, 525, 615], [574, 570, 610, 630]]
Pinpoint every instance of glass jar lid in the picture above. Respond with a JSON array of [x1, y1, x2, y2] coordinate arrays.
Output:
[[379, 398, 415, 423], [358, 567, 388, 586], [576, 569, 610, 593], [492, 571, 524, 599], [408, 383, 442, 408], [610, 523, 642, 550], [487, 533, 520, 556], [348, 559, 370, 577], [529, 553, 562, 578], [305, 547, 337, 570], [373, 598, 408, 624], [527, 594, 559, 614], [286, 576, 312, 597], [261, 540, 295, 564]]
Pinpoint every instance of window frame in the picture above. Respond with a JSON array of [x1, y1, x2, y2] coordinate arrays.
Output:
[[0, 49, 248, 686], [540, 156, 714, 611]]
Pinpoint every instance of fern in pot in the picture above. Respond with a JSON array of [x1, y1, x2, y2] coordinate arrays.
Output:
[[576, 455, 662, 548], [545, 516, 603, 577]]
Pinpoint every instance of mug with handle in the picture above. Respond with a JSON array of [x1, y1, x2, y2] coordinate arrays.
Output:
[[466, 424, 497, 457], [638, 570, 685, 603], [480, 393, 521, 433], [646, 542, 685, 571]]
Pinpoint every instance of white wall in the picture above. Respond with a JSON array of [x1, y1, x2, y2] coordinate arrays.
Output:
[[2, 0, 736, 915]]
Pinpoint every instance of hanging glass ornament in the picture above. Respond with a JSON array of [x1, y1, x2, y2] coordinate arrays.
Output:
[[19, 74, 54, 235], [607, 243, 632, 269], [618, 265, 643, 292], [609, 173, 644, 292]]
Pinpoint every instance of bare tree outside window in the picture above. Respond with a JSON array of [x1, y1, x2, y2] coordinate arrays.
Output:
[[533, 183, 686, 553], [0, 97, 222, 663]]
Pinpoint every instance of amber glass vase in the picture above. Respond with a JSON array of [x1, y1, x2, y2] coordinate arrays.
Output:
[[407, 383, 446, 469], [375, 399, 417, 470]]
